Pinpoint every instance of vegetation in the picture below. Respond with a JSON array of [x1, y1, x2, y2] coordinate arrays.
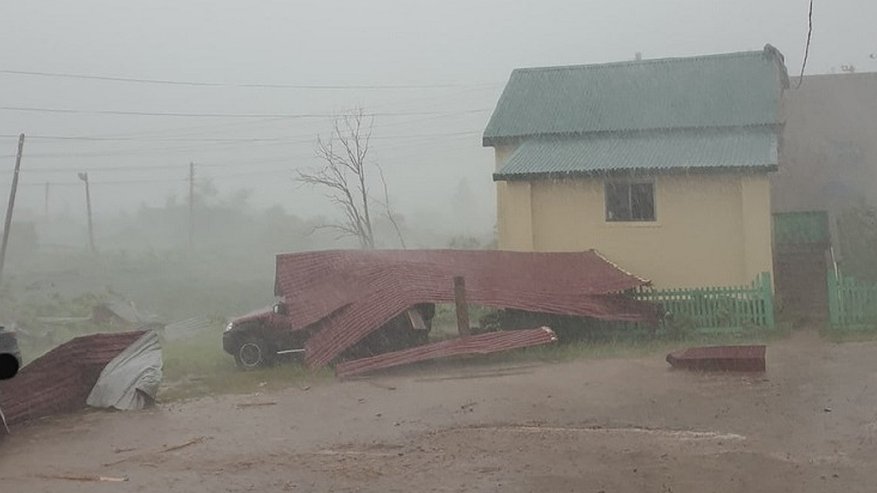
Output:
[[297, 110, 405, 249], [159, 329, 332, 402]]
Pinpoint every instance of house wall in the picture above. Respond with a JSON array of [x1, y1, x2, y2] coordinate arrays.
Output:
[[494, 144, 532, 249], [496, 171, 773, 289]]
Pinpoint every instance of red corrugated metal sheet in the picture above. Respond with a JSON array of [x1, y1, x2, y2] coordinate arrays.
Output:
[[0, 331, 146, 430], [336, 327, 558, 378], [666, 345, 766, 372], [273, 249, 657, 369]]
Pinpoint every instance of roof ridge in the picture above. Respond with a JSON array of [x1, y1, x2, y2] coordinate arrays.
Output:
[[504, 124, 779, 142], [512, 50, 769, 75]]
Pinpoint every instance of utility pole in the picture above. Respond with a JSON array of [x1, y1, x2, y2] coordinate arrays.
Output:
[[0, 133, 26, 284], [188, 162, 194, 252], [77, 172, 96, 254]]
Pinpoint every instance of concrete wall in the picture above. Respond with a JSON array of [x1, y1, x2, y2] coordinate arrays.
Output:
[[495, 169, 773, 289]]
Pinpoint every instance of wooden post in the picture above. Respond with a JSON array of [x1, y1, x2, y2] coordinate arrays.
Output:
[[78, 172, 96, 254], [453, 276, 471, 337], [0, 133, 25, 284]]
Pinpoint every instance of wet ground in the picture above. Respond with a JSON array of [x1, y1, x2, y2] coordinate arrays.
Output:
[[2, 331, 877, 492]]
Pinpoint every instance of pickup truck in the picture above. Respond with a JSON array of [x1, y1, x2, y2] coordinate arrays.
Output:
[[222, 301, 435, 369]]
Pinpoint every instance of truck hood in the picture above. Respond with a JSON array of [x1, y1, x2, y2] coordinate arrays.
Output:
[[230, 306, 275, 325]]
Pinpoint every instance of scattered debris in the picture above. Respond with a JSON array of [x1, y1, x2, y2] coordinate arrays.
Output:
[[38, 474, 128, 482], [160, 436, 209, 453], [103, 435, 212, 467], [335, 327, 558, 378], [366, 381, 396, 391], [666, 345, 766, 372], [92, 299, 162, 330], [236, 402, 278, 409], [460, 402, 477, 411]]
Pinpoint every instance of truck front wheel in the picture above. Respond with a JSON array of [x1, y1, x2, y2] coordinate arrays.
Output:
[[234, 336, 274, 369]]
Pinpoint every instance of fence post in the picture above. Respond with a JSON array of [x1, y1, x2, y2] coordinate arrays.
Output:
[[761, 272, 775, 329], [826, 268, 839, 328]]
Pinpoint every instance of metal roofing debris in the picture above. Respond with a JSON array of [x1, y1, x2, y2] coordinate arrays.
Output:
[[483, 46, 788, 145], [94, 299, 160, 326], [335, 327, 558, 378], [273, 249, 658, 369], [162, 315, 215, 341], [666, 345, 766, 372], [0, 330, 147, 430], [87, 331, 162, 410], [494, 128, 778, 180]]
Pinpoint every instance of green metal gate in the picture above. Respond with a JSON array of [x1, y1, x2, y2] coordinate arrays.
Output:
[[827, 269, 877, 329]]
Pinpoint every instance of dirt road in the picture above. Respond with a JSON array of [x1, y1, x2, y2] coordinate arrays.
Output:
[[2, 332, 877, 492]]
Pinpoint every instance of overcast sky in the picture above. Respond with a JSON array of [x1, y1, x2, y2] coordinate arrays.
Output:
[[1, 0, 874, 229]]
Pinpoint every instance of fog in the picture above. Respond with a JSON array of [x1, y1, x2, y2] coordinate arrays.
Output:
[[1, 0, 875, 238], [5, 2, 877, 490]]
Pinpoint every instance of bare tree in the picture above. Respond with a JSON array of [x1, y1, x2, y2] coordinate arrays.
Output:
[[297, 109, 404, 249]]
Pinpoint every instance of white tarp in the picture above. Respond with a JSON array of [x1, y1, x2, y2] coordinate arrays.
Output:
[[87, 331, 163, 410]]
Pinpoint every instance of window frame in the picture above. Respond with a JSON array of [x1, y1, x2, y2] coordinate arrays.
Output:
[[604, 178, 657, 223]]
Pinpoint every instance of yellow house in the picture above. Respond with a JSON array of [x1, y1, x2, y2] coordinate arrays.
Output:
[[484, 46, 789, 289]]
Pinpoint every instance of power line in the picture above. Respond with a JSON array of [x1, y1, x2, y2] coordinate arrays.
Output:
[[0, 129, 481, 144], [0, 105, 490, 119], [0, 130, 482, 161], [797, 0, 814, 89], [0, 69, 500, 90], [8, 176, 187, 187]]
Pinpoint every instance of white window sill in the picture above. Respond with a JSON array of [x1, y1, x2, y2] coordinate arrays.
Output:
[[602, 221, 662, 228]]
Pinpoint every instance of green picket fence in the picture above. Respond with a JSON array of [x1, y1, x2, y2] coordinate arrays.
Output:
[[827, 270, 877, 329], [633, 272, 775, 332]]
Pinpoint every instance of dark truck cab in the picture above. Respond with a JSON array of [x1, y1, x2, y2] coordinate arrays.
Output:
[[222, 301, 435, 369]]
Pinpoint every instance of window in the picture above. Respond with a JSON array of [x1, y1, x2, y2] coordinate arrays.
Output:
[[605, 181, 655, 222]]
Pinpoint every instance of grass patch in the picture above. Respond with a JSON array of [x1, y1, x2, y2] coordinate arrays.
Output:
[[157, 317, 792, 401], [159, 330, 331, 402]]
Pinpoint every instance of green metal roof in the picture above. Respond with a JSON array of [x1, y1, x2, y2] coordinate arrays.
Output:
[[494, 128, 777, 180], [483, 46, 788, 145]]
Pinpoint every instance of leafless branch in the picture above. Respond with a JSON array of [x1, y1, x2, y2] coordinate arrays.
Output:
[[296, 108, 382, 249], [374, 164, 406, 249]]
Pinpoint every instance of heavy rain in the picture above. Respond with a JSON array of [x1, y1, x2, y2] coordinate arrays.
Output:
[[1, 0, 877, 491]]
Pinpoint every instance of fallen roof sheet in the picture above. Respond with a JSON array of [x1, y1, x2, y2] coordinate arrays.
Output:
[[666, 345, 766, 372], [0, 330, 146, 430], [87, 331, 162, 411], [273, 249, 657, 369], [336, 327, 558, 378]]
